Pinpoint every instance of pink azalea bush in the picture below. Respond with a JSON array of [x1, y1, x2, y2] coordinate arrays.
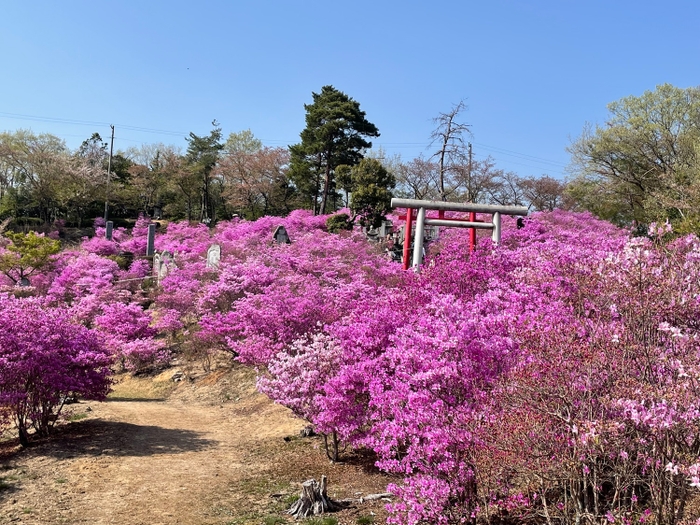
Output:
[[0, 294, 112, 446], [9, 207, 700, 524], [93, 302, 168, 371], [46, 247, 164, 370], [167, 209, 700, 524]]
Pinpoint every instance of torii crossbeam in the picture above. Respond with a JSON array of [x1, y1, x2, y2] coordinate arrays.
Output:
[[391, 198, 528, 271]]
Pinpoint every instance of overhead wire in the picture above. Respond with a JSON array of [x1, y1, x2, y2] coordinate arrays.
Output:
[[0, 110, 569, 174], [0, 111, 188, 137]]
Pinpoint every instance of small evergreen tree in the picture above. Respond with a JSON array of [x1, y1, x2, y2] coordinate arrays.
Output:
[[342, 158, 396, 228], [185, 121, 223, 223]]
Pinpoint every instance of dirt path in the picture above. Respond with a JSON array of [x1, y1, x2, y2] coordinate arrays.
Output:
[[0, 368, 392, 525]]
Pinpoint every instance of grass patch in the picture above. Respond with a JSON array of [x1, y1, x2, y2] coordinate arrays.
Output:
[[210, 505, 234, 517], [225, 512, 269, 525], [356, 516, 375, 524], [283, 493, 299, 506], [234, 477, 295, 498], [262, 517, 286, 525], [67, 412, 89, 422], [305, 518, 338, 525], [107, 372, 176, 401]]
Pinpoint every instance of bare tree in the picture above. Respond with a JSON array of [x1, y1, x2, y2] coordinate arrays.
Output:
[[392, 156, 440, 200], [487, 170, 526, 207], [520, 175, 568, 211], [451, 156, 501, 203], [430, 101, 471, 201]]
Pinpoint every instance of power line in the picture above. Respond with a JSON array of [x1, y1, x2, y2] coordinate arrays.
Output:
[[0, 111, 188, 137], [0, 110, 570, 171], [471, 151, 567, 177], [471, 141, 568, 168]]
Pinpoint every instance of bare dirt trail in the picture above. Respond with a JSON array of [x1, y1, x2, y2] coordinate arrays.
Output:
[[0, 368, 392, 525]]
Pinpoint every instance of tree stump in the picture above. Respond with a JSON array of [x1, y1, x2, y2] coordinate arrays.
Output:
[[286, 476, 342, 518]]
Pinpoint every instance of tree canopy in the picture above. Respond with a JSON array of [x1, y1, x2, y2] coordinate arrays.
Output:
[[0, 230, 60, 285], [289, 86, 379, 215], [567, 84, 700, 230], [337, 158, 395, 228], [184, 121, 224, 223]]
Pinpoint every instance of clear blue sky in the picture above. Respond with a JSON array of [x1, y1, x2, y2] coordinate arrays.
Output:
[[2, 0, 698, 180]]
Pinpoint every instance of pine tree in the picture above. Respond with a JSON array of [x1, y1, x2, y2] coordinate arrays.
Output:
[[289, 86, 379, 215], [185, 121, 223, 223]]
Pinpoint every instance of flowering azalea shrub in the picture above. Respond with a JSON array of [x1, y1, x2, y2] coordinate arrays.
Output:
[[362, 213, 700, 525], [7, 207, 700, 524], [165, 209, 700, 525], [93, 302, 168, 371], [0, 294, 112, 446], [257, 332, 344, 459]]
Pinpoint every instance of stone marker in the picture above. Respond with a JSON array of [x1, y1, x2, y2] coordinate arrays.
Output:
[[153, 250, 173, 282], [159, 251, 172, 281], [206, 244, 221, 268], [105, 221, 114, 241], [379, 220, 393, 237], [153, 252, 161, 277], [146, 224, 156, 256], [272, 225, 291, 244]]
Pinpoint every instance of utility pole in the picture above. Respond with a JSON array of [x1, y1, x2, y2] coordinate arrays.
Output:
[[103, 125, 115, 221], [468, 142, 473, 202]]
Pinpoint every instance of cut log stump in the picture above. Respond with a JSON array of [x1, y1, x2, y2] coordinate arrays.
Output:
[[286, 475, 342, 518]]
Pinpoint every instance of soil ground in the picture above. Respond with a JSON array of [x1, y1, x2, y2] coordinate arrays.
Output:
[[0, 361, 394, 525]]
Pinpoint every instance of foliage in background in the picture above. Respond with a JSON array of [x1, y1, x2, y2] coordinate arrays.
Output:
[[0, 230, 60, 285], [337, 158, 396, 228], [568, 83, 700, 230]]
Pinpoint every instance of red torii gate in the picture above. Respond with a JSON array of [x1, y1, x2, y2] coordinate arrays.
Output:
[[391, 198, 529, 271]]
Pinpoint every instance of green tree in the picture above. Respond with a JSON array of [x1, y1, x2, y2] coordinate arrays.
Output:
[[338, 158, 395, 228], [224, 129, 262, 155], [0, 231, 60, 285], [568, 84, 700, 227], [185, 121, 223, 223], [125, 148, 173, 217], [0, 130, 70, 223], [289, 86, 379, 215]]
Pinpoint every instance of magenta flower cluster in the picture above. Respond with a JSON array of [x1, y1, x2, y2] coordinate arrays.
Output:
[[151, 210, 700, 524], [4, 208, 700, 524]]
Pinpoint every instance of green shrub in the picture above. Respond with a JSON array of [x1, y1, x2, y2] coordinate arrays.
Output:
[[326, 213, 352, 234]]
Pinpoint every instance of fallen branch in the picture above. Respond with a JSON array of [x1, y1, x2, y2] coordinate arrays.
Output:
[[337, 492, 393, 504]]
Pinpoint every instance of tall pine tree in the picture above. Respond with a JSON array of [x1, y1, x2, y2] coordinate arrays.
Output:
[[185, 121, 223, 222], [289, 86, 379, 215]]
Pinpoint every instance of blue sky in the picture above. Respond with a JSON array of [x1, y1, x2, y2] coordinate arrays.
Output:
[[2, 1, 698, 180]]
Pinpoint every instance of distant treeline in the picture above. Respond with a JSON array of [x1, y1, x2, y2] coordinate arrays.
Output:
[[2, 83, 697, 233]]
